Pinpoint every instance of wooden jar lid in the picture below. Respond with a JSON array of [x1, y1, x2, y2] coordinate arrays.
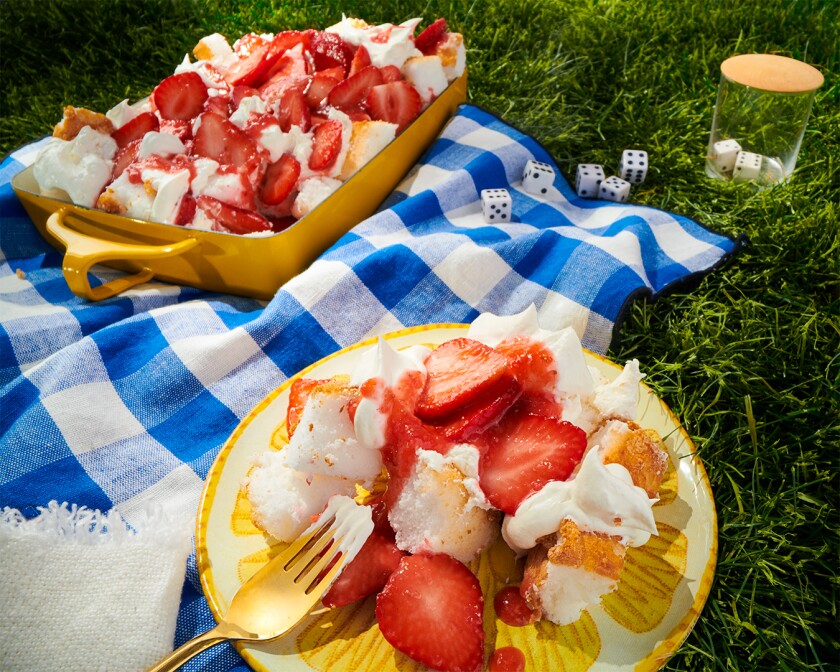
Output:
[[721, 54, 824, 93]]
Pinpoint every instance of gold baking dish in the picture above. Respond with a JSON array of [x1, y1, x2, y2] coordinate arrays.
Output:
[[12, 71, 467, 302]]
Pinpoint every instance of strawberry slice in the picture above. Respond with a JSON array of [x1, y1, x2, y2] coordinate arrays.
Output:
[[174, 193, 196, 226], [495, 336, 557, 395], [112, 140, 141, 178], [309, 119, 343, 171], [193, 111, 259, 166], [349, 44, 371, 77], [231, 85, 261, 109], [152, 72, 209, 120], [415, 338, 509, 421], [327, 65, 383, 109], [158, 118, 193, 142], [376, 553, 484, 672], [479, 409, 586, 514], [111, 112, 159, 148], [415, 18, 448, 55], [226, 31, 308, 88], [305, 71, 342, 108], [435, 373, 522, 443], [260, 154, 300, 206], [364, 81, 423, 133], [322, 530, 405, 608], [276, 88, 311, 132], [306, 30, 353, 74], [195, 195, 271, 234], [379, 64, 403, 83]]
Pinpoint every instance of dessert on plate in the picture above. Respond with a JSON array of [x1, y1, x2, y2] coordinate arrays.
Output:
[[31, 16, 466, 235], [243, 306, 671, 672]]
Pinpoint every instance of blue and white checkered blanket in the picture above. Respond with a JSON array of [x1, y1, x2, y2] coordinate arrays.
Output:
[[0, 104, 740, 669]]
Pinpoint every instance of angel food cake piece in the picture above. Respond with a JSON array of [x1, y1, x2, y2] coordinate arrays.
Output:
[[31, 17, 466, 235], [243, 306, 670, 671]]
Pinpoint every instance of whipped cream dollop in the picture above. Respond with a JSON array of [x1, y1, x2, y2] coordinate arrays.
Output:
[[327, 16, 423, 69], [502, 445, 659, 555]]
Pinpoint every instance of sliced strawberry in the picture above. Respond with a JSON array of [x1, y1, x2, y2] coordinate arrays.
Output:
[[112, 140, 141, 178], [434, 373, 522, 443], [152, 72, 209, 121], [322, 531, 405, 608], [376, 554, 484, 672], [231, 85, 261, 109], [111, 112, 159, 148], [415, 18, 448, 55], [415, 338, 509, 421], [174, 193, 196, 226], [269, 215, 296, 232], [260, 154, 300, 206], [305, 71, 342, 108], [158, 118, 193, 142], [195, 195, 271, 234], [327, 65, 383, 109], [192, 111, 259, 166], [225, 31, 307, 88], [495, 336, 557, 395], [349, 44, 371, 77], [263, 41, 310, 83], [364, 81, 423, 133], [286, 377, 329, 437], [379, 64, 403, 83], [276, 88, 311, 132], [309, 119, 343, 171], [306, 30, 353, 74], [204, 94, 231, 119], [259, 71, 310, 108], [479, 409, 586, 514], [233, 33, 269, 58]]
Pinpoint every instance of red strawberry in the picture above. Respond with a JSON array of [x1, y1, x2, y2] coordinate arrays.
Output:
[[112, 140, 141, 178], [327, 65, 383, 109], [152, 72, 209, 120], [195, 195, 271, 234], [415, 18, 448, 55], [260, 154, 300, 206], [192, 112, 259, 166], [495, 336, 557, 395], [158, 118, 193, 142], [379, 64, 403, 83], [226, 31, 308, 88], [286, 377, 329, 436], [263, 41, 309, 83], [322, 531, 405, 608], [111, 112, 159, 148], [231, 85, 261, 109], [435, 373, 522, 443], [204, 94, 231, 119], [376, 554, 484, 672], [364, 81, 423, 132], [306, 30, 353, 73], [174, 193, 196, 226], [276, 88, 311, 132], [479, 410, 586, 514], [349, 44, 371, 76], [309, 119, 343, 171], [305, 71, 342, 108], [415, 338, 509, 421]]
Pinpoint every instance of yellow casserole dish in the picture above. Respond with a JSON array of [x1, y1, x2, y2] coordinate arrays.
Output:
[[11, 71, 467, 302]]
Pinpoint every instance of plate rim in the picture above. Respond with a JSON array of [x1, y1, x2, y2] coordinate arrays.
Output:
[[195, 322, 718, 671]]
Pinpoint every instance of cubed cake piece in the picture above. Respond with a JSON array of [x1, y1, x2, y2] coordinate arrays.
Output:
[[589, 419, 668, 498]]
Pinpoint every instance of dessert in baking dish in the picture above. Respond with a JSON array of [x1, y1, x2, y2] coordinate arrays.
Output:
[[31, 17, 466, 235], [243, 307, 670, 671]]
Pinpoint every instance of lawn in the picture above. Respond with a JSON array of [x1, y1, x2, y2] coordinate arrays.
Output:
[[1, 0, 837, 669]]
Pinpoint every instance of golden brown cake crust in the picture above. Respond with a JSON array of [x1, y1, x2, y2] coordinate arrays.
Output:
[[601, 421, 669, 498], [53, 106, 114, 141]]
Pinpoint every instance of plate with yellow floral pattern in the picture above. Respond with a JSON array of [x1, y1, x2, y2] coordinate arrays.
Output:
[[196, 323, 717, 671]]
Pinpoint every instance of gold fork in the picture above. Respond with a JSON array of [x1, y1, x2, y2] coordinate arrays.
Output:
[[147, 496, 373, 671]]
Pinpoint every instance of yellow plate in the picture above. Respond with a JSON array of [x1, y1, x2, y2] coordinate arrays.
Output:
[[11, 72, 467, 302], [196, 324, 717, 671]]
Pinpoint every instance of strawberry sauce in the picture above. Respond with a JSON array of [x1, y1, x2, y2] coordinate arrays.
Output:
[[490, 646, 526, 672], [496, 336, 557, 396], [494, 586, 539, 626]]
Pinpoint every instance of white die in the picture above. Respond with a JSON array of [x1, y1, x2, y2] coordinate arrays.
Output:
[[575, 164, 605, 198], [481, 188, 512, 223], [619, 149, 648, 184], [732, 151, 762, 182], [599, 176, 631, 202], [711, 139, 742, 175], [521, 159, 555, 196]]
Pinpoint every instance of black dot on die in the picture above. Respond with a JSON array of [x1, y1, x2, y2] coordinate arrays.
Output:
[[501, 214, 507, 219], [581, 189, 588, 195], [541, 187, 547, 194]]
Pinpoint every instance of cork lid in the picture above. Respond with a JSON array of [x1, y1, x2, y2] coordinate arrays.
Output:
[[721, 54, 824, 93]]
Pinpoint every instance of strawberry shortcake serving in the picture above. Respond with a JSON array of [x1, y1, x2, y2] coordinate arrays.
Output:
[[244, 306, 671, 672], [31, 17, 466, 235]]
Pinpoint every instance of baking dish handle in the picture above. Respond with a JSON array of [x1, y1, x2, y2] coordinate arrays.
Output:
[[46, 208, 200, 301]]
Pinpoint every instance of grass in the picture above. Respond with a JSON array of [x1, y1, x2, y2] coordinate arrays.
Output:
[[1, 0, 838, 669]]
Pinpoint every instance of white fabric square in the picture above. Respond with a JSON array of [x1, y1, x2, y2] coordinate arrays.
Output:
[[434, 242, 511, 305], [284, 260, 352, 310], [42, 382, 146, 455]]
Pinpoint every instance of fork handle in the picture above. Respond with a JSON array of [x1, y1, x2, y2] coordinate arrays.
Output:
[[146, 624, 232, 672]]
